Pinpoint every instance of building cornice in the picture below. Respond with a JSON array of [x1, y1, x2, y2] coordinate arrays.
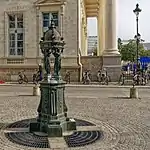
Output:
[[34, 0, 66, 6]]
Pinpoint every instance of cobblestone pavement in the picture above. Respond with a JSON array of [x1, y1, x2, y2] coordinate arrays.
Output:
[[0, 85, 150, 149]]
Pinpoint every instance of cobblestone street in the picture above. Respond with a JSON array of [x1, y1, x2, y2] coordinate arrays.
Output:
[[0, 84, 150, 149]]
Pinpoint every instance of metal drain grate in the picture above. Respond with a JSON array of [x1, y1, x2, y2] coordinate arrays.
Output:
[[5, 130, 102, 148], [5, 118, 101, 148], [75, 119, 95, 126], [6, 118, 36, 128], [5, 132, 49, 148], [64, 131, 102, 147]]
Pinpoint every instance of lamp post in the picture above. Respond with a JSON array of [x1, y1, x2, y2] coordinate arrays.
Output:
[[133, 3, 142, 72], [134, 33, 141, 69]]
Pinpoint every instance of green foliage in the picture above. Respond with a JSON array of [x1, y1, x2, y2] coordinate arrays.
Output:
[[118, 38, 150, 61], [140, 48, 150, 56]]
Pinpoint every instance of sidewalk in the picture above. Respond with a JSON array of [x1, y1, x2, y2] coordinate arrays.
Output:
[[66, 83, 150, 88], [0, 82, 150, 88]]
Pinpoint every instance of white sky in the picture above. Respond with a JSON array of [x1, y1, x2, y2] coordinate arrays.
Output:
[[87, 0, 150, 42]]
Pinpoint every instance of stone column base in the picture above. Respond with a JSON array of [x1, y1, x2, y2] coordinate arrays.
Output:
[[102, 55, 121, 81]]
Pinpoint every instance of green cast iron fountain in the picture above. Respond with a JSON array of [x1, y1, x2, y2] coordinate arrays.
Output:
[[29, 20, 76, 137]]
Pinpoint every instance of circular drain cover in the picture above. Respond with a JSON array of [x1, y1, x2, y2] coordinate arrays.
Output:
[[5, 118, 102, 148], [5, 132, 49, 148], [64, 130, 102, 147]]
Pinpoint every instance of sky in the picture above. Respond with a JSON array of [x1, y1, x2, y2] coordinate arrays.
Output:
[[87, 0, 150, 42]]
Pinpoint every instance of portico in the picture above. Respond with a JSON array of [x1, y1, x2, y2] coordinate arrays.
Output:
[[80, 0, 120, 56], [80, 0, 121, 80]]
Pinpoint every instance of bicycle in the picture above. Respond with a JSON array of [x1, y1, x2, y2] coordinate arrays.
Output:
[[18, 71, 28, 84]]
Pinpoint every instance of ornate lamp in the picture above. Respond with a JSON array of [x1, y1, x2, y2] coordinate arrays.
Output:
[[133, 4, 141, 17], [134, 33, 141, 41]]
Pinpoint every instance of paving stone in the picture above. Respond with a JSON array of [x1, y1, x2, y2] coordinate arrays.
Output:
[[0, 85, 150, 149], [48, 137, 68, 149]]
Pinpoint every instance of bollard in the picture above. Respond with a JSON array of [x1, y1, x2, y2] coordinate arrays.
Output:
[[130, 86, 138, 98], [33, 84, 40, 96]]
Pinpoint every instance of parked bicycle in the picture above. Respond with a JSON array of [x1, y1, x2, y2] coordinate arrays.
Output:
[[82, 70, 91, 84], [97, 68, 109, 85], [33, 64, 43, 84], [64, 71, 71, 84], [133, 71, 148, 86], [33, 72, 42, 84], [119, 70, 149, 86], [18, 71, 28, 84]]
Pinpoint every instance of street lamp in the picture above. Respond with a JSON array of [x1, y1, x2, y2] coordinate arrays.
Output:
[[133, 4, 142, 71], [134, 33, 141, 64]]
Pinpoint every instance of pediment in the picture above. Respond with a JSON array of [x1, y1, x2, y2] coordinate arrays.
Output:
[[34, 0, 66, 6]]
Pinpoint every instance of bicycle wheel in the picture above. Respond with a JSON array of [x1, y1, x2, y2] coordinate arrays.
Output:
[[18, 79, 23, 84], [105, 79, 109, 85], [24, 76, 28, 83]]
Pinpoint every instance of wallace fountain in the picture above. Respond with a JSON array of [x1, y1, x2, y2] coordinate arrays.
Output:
[[29, 20, 76, 137], [3, 20, 102, 149]]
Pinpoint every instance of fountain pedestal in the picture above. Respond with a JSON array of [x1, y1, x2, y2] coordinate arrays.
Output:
[[30, 79, 76, 137]]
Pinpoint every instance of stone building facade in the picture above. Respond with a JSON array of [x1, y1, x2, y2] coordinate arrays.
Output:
[[0, 0, 121, 82]]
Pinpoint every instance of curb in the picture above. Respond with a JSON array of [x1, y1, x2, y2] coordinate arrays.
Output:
[[0, 82, 150, 89], [0, 83, 33, 87], [65, 84, 150, 89]]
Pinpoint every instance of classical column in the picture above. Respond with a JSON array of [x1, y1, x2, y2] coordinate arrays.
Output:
[[81, 18, 84, 55], [103, 0, 119, 55], [102, 0, 121, 81], [97, 17, 101, 56], [81, 17, 87, 56], [97, 0, 105, 56], [84, 24, 88, 56]]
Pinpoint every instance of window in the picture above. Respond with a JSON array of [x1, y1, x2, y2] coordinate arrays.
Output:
[[8, 14, 24, 56], [42, 12, 59, 33]]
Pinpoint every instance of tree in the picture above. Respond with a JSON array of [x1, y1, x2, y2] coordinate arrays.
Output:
[[120, 39, 137, 61], [140, 48, 150, 56], [118, 38, 150, 62]]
